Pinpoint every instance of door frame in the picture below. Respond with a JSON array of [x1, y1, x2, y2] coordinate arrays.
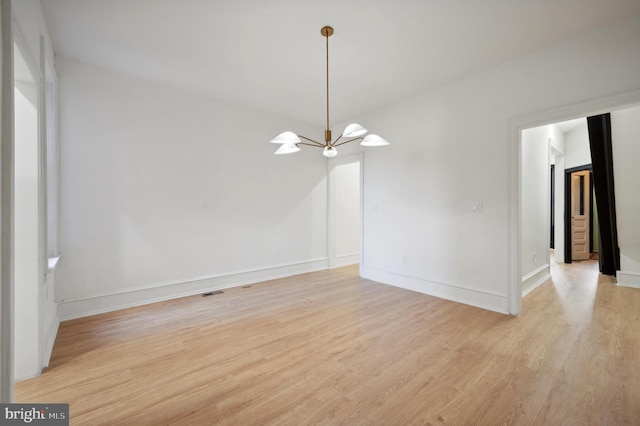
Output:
[[508, 88, 640, 315], [550, 164, 555, 250], [564, 165, 593, 263]]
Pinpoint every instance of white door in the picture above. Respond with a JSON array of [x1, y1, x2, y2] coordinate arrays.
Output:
[[571, 171, 590, 261]]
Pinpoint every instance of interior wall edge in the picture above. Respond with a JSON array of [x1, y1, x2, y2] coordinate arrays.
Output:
[[522, 264, 551, 296], [41, 317, 59, 370]]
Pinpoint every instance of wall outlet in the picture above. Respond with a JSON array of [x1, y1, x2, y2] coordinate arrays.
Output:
[[472, 202, 483, 212], [402, 255, 408, 264]]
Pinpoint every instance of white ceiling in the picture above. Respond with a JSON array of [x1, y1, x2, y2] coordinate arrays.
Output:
[[41, 0, 640, 126]]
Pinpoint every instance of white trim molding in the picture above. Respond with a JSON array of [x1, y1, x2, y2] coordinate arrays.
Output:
[[0, 0, 15, 403], [333, 252, 360, 268], [57, 258, 329, 320], [616, 271, 640, 289], [522, 264, 550, 296], [360, 266, 508, 314]]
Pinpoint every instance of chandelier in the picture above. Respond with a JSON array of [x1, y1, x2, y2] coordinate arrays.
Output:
[[270, 26, 390, 158]]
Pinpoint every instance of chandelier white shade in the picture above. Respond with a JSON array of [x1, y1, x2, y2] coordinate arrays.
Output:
[[323, 146, 338, 157], [270, 131, 301, 144], [361, 134, 390, 146], [275, 142, 301, 155], [342, 123, 368, 138], [270, 26, 390, 158]]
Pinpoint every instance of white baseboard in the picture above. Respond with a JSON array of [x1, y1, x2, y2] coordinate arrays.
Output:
[[359, 266, 508, 314], [332, 253, 360, 268], [57, 258, 329, 320], [522, 264, 551, 296], [616, 270, 640, 288]]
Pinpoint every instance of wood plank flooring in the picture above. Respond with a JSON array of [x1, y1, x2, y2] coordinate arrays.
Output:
[[15, 261, 640, 425]]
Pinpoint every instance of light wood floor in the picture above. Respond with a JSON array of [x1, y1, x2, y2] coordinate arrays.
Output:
[[16, 261, 640, 425]]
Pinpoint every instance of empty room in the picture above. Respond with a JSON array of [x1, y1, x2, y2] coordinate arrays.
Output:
[[2, 0, 640, 424]]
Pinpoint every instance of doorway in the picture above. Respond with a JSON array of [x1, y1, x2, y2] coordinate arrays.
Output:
[[511, 90, 640, 315], [568, 168, 591, 261], [327, 154, 363, 269]]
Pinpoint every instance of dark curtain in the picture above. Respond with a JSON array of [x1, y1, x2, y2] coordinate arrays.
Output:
[[587, 113, 620, 275]]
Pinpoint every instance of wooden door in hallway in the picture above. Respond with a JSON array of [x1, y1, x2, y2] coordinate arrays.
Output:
[[571, 170, 590, 260]]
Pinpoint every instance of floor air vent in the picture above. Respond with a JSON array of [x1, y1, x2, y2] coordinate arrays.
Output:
[[202, 290, 224, 297]]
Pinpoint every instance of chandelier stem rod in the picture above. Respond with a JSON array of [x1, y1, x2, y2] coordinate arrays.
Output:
[[297, 142, 325, 148], [325, 28, 330, 138], [333, 137, 364, 147], [298, 135, 325, 146]]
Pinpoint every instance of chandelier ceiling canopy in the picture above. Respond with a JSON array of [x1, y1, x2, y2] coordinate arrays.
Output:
[[270, 26, 390, 158]]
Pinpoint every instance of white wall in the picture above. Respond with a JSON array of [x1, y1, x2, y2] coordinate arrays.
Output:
[[358, 13, 640, 313], [612, 105, 640, 287], [549, 132, 566, 263], [564, 122, 591, 169], [329, 158, 361, 267], [12, 1, 54, 67], [56, 58, 329, 318], [521, 126, 549, 278], [521, 124, 565, 294]]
